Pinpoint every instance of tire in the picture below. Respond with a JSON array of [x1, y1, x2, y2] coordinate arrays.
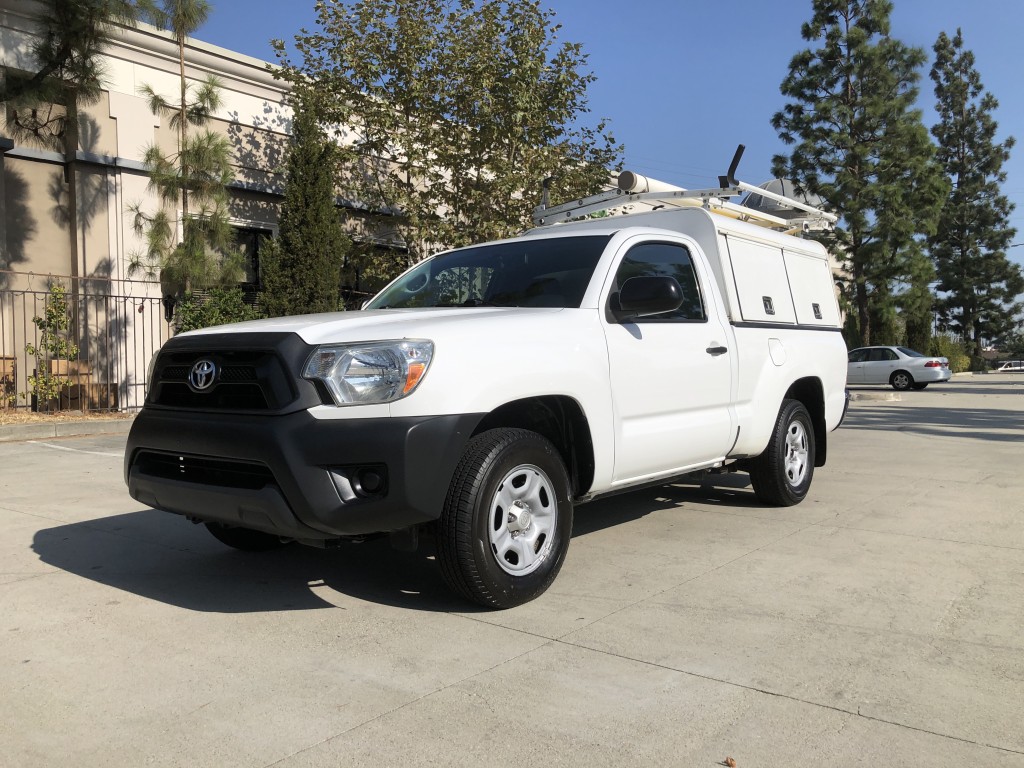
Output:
[[891, 371, 913, 391], [911, 382, 928, 390], [205, 522, 289, 552], [749, 399, 815, 507], [438, 428, 573, 609]]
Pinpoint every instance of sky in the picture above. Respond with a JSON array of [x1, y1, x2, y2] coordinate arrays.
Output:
[[198, 0, 1024, 268]]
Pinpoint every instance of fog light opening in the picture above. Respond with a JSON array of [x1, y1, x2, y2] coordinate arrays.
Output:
[[329, 465, 388, 500], [356, 468, 384, 495]]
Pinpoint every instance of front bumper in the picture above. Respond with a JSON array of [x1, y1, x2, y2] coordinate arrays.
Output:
[[125, 408, 483, 539]]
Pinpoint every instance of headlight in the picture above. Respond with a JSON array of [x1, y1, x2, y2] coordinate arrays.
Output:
[[303, 340, 434, 405]]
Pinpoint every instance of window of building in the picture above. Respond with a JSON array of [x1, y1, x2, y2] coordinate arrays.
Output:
[[232, 225, 273, 289]]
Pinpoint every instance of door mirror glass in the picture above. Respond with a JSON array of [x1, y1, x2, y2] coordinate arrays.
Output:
[[613, 276, 683, 322]]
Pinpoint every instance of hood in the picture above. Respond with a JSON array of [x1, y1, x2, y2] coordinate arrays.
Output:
[[181, 307, 566, 346]]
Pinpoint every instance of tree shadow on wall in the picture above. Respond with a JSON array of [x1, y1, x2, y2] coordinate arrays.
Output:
[[226, 106, 289, 192], [1, 166, 38, 289], [44, 113, 146, 410]]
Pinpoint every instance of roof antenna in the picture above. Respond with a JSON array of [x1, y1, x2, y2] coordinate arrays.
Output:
[[719, 144, 745, 187]]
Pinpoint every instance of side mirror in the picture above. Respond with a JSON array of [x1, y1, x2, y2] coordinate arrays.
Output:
[[612, 276, 683, 322]]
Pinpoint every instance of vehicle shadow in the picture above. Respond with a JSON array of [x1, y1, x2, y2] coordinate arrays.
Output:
[[31, 476, 763, 615], [31, 511, 469, 615], [572, 473, 762, 536]]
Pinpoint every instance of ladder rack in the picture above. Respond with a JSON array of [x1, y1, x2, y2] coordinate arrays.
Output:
[[532, 146, 838, 233]]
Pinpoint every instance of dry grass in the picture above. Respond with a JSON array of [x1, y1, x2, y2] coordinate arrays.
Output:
[[0, 409, 133, 426]]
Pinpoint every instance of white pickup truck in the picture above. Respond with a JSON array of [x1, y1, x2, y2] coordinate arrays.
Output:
[[126, 178, 849, 608]]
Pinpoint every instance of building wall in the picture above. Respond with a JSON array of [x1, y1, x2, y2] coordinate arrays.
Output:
[[0, 0, 295, 409]]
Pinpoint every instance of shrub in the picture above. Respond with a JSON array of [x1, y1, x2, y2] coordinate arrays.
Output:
[[174, 287, 262, 333], [929, 334, 970, 373]]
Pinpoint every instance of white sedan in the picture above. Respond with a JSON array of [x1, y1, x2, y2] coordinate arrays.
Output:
[[847, 346, 952, 391]]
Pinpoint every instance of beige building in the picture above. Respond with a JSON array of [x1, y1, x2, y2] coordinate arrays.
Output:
[[1, 0, 298, 411]]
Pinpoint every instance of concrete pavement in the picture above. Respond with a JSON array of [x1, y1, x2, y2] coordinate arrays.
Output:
[[1, 375, 1022, 767]]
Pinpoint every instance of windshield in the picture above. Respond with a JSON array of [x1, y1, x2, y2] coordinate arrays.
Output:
[[365, 235, 611, 310]]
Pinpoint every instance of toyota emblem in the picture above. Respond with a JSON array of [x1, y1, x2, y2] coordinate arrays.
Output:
[[188, 359, 217, 391]]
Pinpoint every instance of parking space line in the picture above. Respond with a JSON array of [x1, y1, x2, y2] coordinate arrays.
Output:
[[25, 440, 123, 458]]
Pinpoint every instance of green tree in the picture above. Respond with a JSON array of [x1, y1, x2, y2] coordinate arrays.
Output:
[[899, 249, 935, 351], [273, 0, 620, 267], [260, 99, 350, 317], [128, 0, 243, 296], [1, 0, 143, 108], [23, 282, 80, 410], [771, 0, 946, 346], [928, 29, 1022, 368]]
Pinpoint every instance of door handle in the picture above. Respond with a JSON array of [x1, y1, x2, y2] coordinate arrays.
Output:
[[706, 345, 728, 356]]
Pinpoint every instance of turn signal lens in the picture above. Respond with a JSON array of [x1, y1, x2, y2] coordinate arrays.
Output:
[[404, 361, 427, 394]]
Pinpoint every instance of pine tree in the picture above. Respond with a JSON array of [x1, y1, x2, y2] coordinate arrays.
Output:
[[1, 0, 142, 107], [771, 0, 946, 346], [128, 0, 243, 296], [260, 99, 349, 317], [929, 29, 1022, 367]]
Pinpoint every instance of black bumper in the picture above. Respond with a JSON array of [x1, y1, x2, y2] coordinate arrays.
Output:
[[125, 408, 483, 539]]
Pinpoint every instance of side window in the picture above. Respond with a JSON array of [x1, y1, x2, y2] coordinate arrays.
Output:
[[866, 348, 896, 362], [612, 242, 706, 322], [848, 348, 868, 363]]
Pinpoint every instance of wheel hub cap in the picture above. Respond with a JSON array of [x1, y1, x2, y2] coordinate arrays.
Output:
[[506, 500, 533, 534], [784, 421, 809, 486]]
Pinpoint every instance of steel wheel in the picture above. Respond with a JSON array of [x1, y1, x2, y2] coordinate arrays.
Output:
[[488, 464, 558, 576]]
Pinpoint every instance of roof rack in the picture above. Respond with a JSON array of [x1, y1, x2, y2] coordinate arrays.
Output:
[[532, 145, 838, 233]]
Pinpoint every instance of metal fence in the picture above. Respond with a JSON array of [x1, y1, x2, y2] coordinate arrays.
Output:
[[0, 271, 171, 414]]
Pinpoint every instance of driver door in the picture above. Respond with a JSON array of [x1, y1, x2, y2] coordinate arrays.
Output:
[[602, 237, 735, 483]]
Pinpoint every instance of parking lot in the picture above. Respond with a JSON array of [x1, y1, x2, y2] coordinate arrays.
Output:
[[2, 374, 1023, 767]]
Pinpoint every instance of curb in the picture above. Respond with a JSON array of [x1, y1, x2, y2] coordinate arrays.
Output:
[[0, 416, 135, 443], [848, 391, 901, 402]]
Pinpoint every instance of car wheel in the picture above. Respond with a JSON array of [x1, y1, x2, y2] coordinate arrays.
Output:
[[891, 371, 913, 391], [749, 399, 815, 507], [205, 522, 289, 551], [911, 382, 928, 390], [438, 428, 573, 609]]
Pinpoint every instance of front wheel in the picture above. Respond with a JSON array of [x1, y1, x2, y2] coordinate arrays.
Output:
[[749, 399, 815, 507], [438, 428, 573, 609]]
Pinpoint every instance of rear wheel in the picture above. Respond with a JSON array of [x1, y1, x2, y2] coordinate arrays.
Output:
[[204, 522, 289, 551], [749, 399, 815, 507], [891, 371, 913, 391], [911, 382, 928, 390], [438, 428, 573, 609]]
